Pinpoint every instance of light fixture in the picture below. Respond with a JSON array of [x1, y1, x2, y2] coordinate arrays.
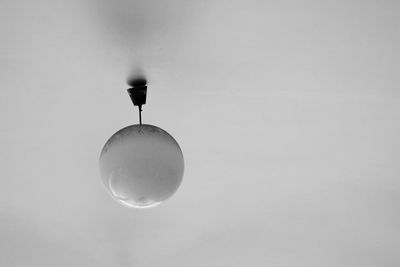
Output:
[[99, 78, 184, 209]]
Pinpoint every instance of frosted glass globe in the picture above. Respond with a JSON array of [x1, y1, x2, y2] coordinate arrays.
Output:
[[99, 124, 184, 209]]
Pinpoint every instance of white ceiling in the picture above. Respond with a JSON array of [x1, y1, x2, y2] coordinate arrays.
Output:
[[1, 0, 400, 266]]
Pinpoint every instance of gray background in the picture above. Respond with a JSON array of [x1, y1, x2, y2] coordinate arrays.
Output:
[[1, 0, 400, 266]]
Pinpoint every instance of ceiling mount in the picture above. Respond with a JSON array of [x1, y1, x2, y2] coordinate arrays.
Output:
[[127, 78, 147, 124]]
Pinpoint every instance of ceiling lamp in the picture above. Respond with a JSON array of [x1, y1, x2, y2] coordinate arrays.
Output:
[[99, 78, 184, 209]]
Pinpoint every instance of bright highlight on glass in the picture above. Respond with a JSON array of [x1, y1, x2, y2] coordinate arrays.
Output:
[[99, 124, 184, 209]]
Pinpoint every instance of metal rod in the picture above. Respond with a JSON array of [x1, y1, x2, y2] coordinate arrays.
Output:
[[138, 105, 142, 124]]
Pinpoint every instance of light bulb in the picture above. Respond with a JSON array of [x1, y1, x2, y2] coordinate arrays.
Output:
[[99, 124, 184, 209]]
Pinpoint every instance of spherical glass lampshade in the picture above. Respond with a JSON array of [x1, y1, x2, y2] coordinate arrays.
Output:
[[99, 124, 184, 209]]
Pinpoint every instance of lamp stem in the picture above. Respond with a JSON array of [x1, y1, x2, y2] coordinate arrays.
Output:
[[138, 105, 142, 125]]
